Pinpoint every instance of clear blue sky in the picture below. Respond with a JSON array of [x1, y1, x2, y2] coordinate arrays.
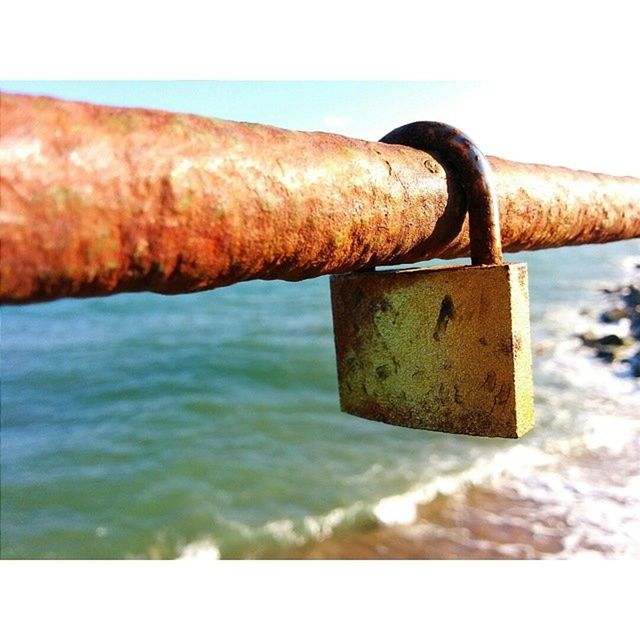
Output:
[[1, 81, 638, 177]]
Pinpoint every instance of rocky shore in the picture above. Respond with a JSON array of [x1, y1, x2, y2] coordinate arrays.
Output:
[[579, 263, 640, 376]]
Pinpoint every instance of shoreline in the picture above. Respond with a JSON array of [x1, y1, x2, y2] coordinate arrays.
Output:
[[286, 427, 639, 559]]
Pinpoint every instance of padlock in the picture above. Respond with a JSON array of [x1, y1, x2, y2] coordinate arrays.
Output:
[[330, 122, 534, 438]]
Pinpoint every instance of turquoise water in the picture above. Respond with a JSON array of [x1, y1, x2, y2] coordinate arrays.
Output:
[[1, 240, 639, 558]]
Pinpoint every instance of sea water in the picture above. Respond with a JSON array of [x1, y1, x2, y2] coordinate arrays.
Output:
[[1, 240, 639, 559]]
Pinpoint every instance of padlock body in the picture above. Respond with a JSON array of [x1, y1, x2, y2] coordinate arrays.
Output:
[[330, 263, 534, 438]]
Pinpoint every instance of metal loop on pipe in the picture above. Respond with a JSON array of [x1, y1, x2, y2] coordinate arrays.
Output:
[[380, 121, 503, 266]]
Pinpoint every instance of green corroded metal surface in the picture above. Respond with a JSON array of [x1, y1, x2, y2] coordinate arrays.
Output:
[[330, 263, 535, 438]]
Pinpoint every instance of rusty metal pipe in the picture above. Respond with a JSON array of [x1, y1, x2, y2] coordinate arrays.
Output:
[[1, 92, 639, 305]]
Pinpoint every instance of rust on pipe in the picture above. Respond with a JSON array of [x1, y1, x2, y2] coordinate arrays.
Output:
[[1, 92, 639, 305]]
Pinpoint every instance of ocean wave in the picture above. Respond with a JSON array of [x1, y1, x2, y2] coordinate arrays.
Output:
[[372, 445, 555, 527], [172, 340, 639, 559], [177, 538, 221, 560], [172, 502, 371, 559]]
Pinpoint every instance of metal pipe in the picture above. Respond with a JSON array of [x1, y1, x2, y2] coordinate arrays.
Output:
[[1, 92, 639, 305]]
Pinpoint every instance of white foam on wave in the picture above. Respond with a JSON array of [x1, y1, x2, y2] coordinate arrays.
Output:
[[502, 458, 640, 559], [174, 417, 638, 558], [370, 424, 640, 558], [259, 502, 367, 548], [581, 414, 640, 455], [373, 496, 419, 526], [620, 254, 640, 276], [179, 502, 370, 558], [262, 518, 306, 546], [177, 538, 221, 561], [302, 504, 360, 540], [373, 445, 554, 527]]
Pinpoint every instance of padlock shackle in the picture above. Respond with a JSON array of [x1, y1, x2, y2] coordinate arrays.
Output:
[[380, 122, 503, 266]]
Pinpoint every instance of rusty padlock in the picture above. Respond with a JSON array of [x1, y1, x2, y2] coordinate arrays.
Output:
[[330, 122, 534, 438]]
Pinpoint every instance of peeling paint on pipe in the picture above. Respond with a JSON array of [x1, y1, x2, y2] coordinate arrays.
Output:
[[1, 92, 639, 304]]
